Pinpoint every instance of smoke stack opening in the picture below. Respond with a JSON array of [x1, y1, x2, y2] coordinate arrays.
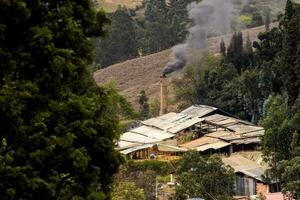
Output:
[[159, 75, 168, 116]]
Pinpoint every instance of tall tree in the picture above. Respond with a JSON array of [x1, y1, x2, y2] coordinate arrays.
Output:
[[226, 32, 245, 74], [220, 38, 226, 57], [174, 151, 234, 200], [142, 0, 171, 54], [260, 94, 293, 188], [0, 1, 124, 199], [244, 33, 254, 67], [138, 90, 150, 119], [265, 9, 271, 31], [276, 0, 300, 102], [95, 6, 138, 68]]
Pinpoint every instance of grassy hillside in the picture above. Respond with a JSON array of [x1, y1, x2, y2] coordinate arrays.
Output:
[[96, 0, 143, 12], [93, 23, 278, 110]]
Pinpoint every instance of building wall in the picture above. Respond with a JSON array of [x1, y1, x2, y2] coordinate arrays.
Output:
[[235, 175, 256, 196], [256, 182, 268, 197]]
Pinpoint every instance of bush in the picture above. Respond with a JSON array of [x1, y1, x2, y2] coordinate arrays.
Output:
[[127, 160, 170, 175]]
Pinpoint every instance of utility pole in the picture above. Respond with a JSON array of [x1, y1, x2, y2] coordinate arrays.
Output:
[[155, 176, 158, 200]]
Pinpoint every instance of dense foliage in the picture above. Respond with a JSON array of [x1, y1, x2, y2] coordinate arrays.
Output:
[[112, 160, 171, 200], [0, 1, 129, 199], [174, 151, 234, 200], [95, 6, 138, 68], [172, 0, 300, 197]]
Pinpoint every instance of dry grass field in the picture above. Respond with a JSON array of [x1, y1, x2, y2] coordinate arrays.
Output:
[[93, 24, 278, 110], [96, 0, 143, 12]]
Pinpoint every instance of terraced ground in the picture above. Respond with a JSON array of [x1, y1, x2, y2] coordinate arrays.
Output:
[[93, 23, 277, 110]]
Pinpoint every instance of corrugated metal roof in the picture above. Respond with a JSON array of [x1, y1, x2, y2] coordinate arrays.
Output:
[[167, 117, 204, 133], [121, 132, 160, 144], [117, 141, 141, 149], [181, 105, 218, 117], [180, 136, 220, 149], [204, 114, 254, 129], [130, 126, 175, 140], [142, 112, 191, 130], [196, 141, 231, 152], [222, 154, 268, 182], [206, 131, 241, 141], [206, 130, 234, 138], [239, 167, 266, 181], [157, 144, 187, 152], [120, 144, 155, 155], [230, 137, 261, 145], [228, 125, 264, 135]]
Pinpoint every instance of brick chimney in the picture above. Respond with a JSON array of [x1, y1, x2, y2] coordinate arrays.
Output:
[[159, 75, 168, 116]]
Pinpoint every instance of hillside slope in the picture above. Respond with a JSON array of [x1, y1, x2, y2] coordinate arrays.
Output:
[[93, 24, 277, 110]]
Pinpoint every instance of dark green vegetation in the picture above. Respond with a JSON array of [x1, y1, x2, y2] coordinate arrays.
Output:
[[95, 6, 138, 68], [174, 151, 235, 200], [0, 1, 135, 199], [139, 90, 150, 119], [94, 0, 278, 69], [112, 160, 171, 200], [173, 0, 300, 197]]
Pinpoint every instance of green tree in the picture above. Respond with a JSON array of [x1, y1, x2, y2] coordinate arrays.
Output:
[[264, 9, 271, 31], [278, 157, 300, 198], [0, 1, 124, 199], [239, 69, 263, 123], [244, 33, 254, 67], [260, 94, 294, 189], [220, 38, 226, 57], [138, 90, 150, 119], [95, 6, 138, 68], [111, 182, 145, 200], [253, 28, 283, 66], [174, 151, 234, 200], [142, 0, 171, 54], [226, 32, 245, 74], [276, 0, 300, 102], [251, 11, 264, 27]]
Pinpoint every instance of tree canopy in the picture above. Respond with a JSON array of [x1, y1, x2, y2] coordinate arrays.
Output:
[[174, 151, 234, 200], [0, 1, 126, 199]]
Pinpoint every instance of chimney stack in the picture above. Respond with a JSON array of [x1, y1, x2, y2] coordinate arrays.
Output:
[[159, 75, 168, 116]]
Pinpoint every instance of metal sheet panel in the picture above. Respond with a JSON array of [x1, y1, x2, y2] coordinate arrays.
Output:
[[180, 136, 220, 149], [196, 141, 231, 151], [118, 141, 140, 149], [142, 112, 191, 130], [231, 137, 261, 144], [121, 132, 160, 143], [131, 126, 175, 140], [157, 144, 187, 152], [167, 117, 204, 133], [222, 154, 268, 181], [181, 105, 218, 117], [120, 144, 155, 155]]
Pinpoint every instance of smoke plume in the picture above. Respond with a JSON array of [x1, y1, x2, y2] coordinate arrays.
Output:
[[162, 0, 233, 76]]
